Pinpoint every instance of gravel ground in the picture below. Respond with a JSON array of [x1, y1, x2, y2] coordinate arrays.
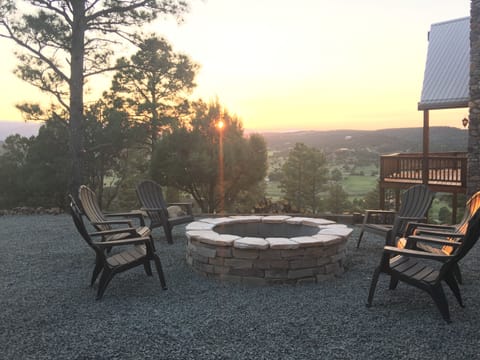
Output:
[[1, 214, 480, 360]]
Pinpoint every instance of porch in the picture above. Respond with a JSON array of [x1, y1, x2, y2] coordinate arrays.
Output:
[[379, 151, 467, 220]]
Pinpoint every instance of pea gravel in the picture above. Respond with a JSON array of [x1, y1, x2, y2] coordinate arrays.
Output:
[[1, 214, 480, 360]]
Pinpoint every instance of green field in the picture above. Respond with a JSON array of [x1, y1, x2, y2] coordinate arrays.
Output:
[[266, 164, 378, 202], [341, 175, 377, 198]]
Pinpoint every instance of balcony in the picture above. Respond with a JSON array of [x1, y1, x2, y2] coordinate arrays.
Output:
[[380, 152, 467, 192]]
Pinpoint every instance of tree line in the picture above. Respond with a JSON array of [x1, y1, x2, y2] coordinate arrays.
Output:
[[0, 1, 380, 215]]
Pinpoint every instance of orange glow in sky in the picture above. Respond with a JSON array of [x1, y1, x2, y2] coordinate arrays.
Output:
[[0, 0, 471, 132]]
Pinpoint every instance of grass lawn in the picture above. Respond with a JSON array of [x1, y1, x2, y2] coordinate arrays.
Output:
[[341, 175, 377, 197]]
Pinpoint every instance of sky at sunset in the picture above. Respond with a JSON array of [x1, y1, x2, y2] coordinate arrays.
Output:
[[0, 0, 472, 132]]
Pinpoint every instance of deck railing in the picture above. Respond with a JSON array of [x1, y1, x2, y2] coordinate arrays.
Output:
[[380, 152, 467, 190]]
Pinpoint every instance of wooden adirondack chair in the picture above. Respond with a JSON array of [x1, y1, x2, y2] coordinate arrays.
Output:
[[366, 208, 480, 323], [356, 184, 434, 248], [78, 185, 151, 243], [398, 190, 480, 284], [136, 180, 194, 244], [69, 196, 167, 300]]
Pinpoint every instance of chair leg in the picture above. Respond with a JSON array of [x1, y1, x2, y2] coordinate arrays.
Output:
[[90, 258, 103, 286], [366, 267, 381, 307], [429, 285, 451, 323], [152, 254, 167, 290], [164, 224, 174, 244], [452, 263, 463, 285], [389, 276, 399, 290], [144, 261, 153, 276], [96, 269, 114, 300], [385, 230, 394, 246], [357, 229, 365, 248], [444, 273, 464, 308]]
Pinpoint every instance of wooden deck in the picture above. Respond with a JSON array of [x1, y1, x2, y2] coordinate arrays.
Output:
[[379, 152, 467, 220], [380, 152, 467, 193]]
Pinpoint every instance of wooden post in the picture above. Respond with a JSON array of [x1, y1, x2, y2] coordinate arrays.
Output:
[[395, 189, 400, 211], [423, 110, 430, 186], [380, 186, 385, 210], [452, 193, 458, 224]]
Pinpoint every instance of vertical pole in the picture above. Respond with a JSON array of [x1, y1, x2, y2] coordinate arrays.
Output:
[[452, 193, 458, 224], [468, 2, 480, 197], [380, 187, 385, 210], [423, 110, 430, 186], [395, 189, 400, 211], [218, 131, 224, 215]]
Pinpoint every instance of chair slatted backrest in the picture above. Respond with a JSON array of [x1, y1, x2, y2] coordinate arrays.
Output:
[[452, 207, 480, 262], [442, 191, 480, 255], [394, 184, 435, 236], [69, 195, 97, 251], [398, 185, 434, 219], [78, 185, 110, 232], [136, 180, 168, 224]]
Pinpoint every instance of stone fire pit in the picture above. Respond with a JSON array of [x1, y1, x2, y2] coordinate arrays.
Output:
[[185, 215, 353, 285]]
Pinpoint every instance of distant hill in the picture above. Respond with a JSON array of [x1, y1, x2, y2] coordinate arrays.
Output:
[[0, 120, 42, 141], [261, 126, 468, 154], [0, 124, 468, 157]]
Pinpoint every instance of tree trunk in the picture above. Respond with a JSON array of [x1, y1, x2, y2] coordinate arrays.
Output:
[[69, 2, 87, 198]]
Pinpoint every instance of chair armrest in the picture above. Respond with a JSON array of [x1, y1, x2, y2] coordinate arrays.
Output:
[[105, 210, 145, 226], [93, 236, 150, 247], [140, 207, 165, 212], [92, 219, 134, 227], [405, 222, 456, 237], [365, 210, 396, 214], [167, 202, 193, 215], [397, 216, 427, 222], [89, 227, 138, 237], [384, 245, 453, 261], [362, 210, 396, 225], [405, 234, 462, 248], [414, 229, 460, 237]]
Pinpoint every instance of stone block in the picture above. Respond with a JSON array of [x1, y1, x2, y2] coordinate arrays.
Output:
[[192, 261, 214, 273], [258, 249, 283, 259], [280, 249, 305, 258], [287, 268, 314, 279], [267, 237, 300, 249], [191, 252, 209, 264], [224, 258, 253, 269], [330, 253, 346, 263], [317, 257, 331, 266], [234, 237, 269, 249], [229, 268, 264, 277], [302, 218, 335, 226], [290, 236, 324, 247], [289, 258, 318, 269], [186, 222, 215, 231], [316, 273, 335, 282], [208, 257, 225, 266], [233, 248, 259, 259], [262, 215, 292, 223], [303, 247, 326, 256], [322, 246, 339, 256], [212, 265, 230, 274], [297, 276, 317, 285], [216, 247, 233, 258], [325, 262, 342, 274], [228, 215, 264, 223], [254, 259, 289, 270], [265, 268, 288, 279], [194, 244, 217, 258]]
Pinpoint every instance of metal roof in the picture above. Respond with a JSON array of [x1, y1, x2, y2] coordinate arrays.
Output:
[[418, 17, 470, 110]]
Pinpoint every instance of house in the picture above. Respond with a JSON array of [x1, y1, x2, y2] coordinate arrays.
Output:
[[380, 17, 469, 221]]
